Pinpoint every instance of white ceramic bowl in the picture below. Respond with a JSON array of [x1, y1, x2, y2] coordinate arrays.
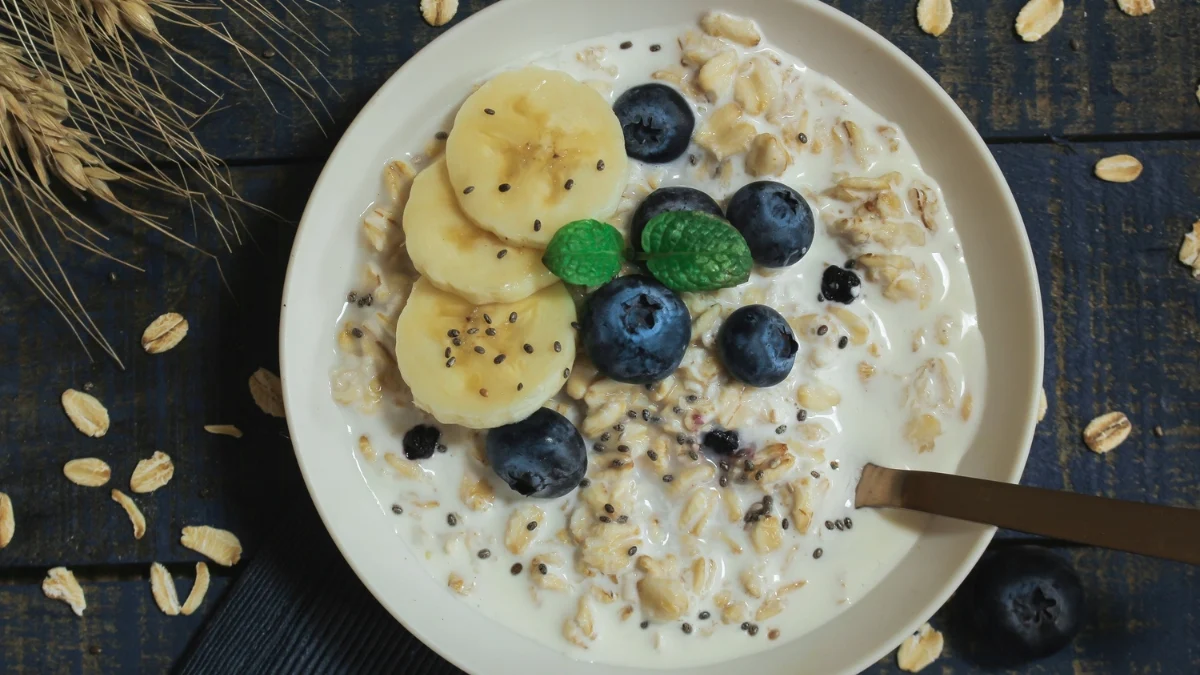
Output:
[[280, 1, 1044, 673]]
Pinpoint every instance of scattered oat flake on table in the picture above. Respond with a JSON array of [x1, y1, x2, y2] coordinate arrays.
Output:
[[1037, 387, 1048, 422], [897, 623, 944, 672], [420, 0, 457, 26], [0, 492, 13, 549], [1117, 0, 1154, 16], [917, 0, 953, 37], [1179, 221, 1200, 279], [61, 389, 109, 438], [181, 562, 210, 616], [130, 451, 174, 493], [181, 526, 243, 566], [150, 563, 181, 616], [43, 567, 86, 616], [111, 489, 146, 540], [1083, 411, 1132, 454], [1094, 154, 1143, 183], [204, 424, 243, 438], [1015, 0, 1064, 42], [141, 312, 188, 354], [63, 458, 111, 487], [249, 368, 286, 418]]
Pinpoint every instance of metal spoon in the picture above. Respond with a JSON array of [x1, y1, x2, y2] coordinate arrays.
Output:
[[855, 464, 1200, 565]]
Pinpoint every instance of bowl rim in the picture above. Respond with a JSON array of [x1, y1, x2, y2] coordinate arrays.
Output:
[[279, 1, 1043, 673]]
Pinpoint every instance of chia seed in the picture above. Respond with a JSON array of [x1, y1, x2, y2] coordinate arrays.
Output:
[[611, 459, 624, 468], [647, 450, 658, 461], [797, 132, 808, 144], [811, 470, 821, 479], [484, 108, 495, 115], [498, 183, 511, 192], [775, 424, 787, 434], [511, 563, 523, 575], [681, 623, 692, 634], [748, 624, 759, 636], [844, 517, 853, 529], [526, 521, 538, 531], [571, 321, 582, 330], [436, 444, 447, 453], [347, 291, 358, 303], [538, 563, 548, 575], [435, 131, 448, 140], [517, 383, 524, 391], [838, 336, 849, 349], [597, 159, 606, 171], [817, 324, 828, 336], [688, 450, 699, 461], [813, 548, 824, 559], [523, 344, 534, 354], [485, 327, 497, 336], [493, 354, 506, 364], [797, 409, 808, 422], [621, 41, 633, 49], [662, 474, 674, 483], [563, 368, 571, 378], [627, 410, 637, 419], [479, 388, 489, 397], [445, 358, 455, 368], [617, 515, 628, 524], [617, 444, 630, 453], [640, 620, 650, 629], [497, 249, 508, 259], [673, 406, 684, 414], [768, 629, 780, 640], [447, 513, 458, 527], [649, 43, 661, 51], [699, 611, 710, 620], [580, 478, 591, 488], [650, 415, 663, 423], [676, 434, 687, 445], [600, 432, 611, 442], [391, 504, 403, 514], [483, 313, 492, 324], [477, 549, 491, 559], [826, 521, 835, 530], [627, 545, 637, 556], [782, 517, 790, 530], [534, 219, 542, 231], [564, 179, 575, 190], [444, 347, 452, 358], [463, 186, 475, 195], [474, 346, 486, 354], [509, 312, 518, 323], [599, 515, 611, 523], [467, 327, 479, 334], [554, 341, 562, 352], [686, 394, 698, 403], [740, 622, 751, 631], [614, 424, 625, 432], [831, 460, 840, 470], [351, 328, 364, 338], [604, 503, 615, 514], [719, 476, 728, 487], [447, 329, 460, 338], [835, 519, 844, 531], [642, 409, 650, 421]]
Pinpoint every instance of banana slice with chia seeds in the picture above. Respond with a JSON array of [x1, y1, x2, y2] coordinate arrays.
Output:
[[395, 277, 577, 429], [445, 67, 629, 248], [404, 158, 557, 304]]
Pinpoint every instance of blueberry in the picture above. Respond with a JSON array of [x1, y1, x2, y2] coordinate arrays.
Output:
[[726, 181, 815, 268], [701, 429, 739, 456], [402, 424, 440, 460], [963, 547, 1085, 666], [582, 275, 690, 384], [820, 265, 861, 304], [630, 187, 723, 252], [486, 408, 586, 499], [716, 305, 798, 387], [613, 84, 694, 164]]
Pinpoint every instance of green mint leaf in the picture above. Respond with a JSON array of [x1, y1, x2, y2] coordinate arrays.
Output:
[[640, 211, 752, 292], [541, 219, 625, 286]]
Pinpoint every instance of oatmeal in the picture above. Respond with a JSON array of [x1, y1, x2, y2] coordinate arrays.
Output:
[[329, 13, 985, 668]]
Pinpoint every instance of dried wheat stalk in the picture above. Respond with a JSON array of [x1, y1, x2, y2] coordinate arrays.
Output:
[[0, 0, 347, 363]]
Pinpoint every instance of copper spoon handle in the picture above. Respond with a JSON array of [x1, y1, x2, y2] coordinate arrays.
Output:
[[855, 464, 1200, 565]]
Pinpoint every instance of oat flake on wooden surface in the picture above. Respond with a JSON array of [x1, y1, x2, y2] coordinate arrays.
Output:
[[1117, 0, 1154, 16], [1016, 0, 1064, 42], [420, 0, 457, 26], [43, 567, 86, 616], [181, 526, 243, 566], [249, 368, 286, 418], [917, 0, 953, 37], [0, 493, 13, 549], [204, 424, 243, 438], [897, 623, 944, 672], [150, 563, 181, 616], [131, 451, 175, 493], [63, 458, 112, 487], [1083, 411, 1132, 453], [61, 389, 109, 437], [1094, 154, 1143, 182], [141, 312, 189, 354], [111, 489, 146, 539], [181, 562, 210, 615], [1179, 221, 1200, 279]]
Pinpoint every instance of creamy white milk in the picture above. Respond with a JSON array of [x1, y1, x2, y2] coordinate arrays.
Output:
[[330, 18, 985, 670]]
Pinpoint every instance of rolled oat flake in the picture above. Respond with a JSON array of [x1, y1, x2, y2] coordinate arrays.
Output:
[[1083, 411, 1132, 454]]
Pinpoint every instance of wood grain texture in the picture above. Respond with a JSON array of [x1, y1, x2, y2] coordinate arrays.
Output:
[[117, 0, 1200, 164]]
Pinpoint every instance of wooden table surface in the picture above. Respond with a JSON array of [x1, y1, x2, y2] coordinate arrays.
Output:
[[1, 0, 1197, 672]]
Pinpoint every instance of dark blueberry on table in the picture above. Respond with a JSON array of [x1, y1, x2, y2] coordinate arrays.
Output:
[[726, 181, 815, 268], [630, 186, 723, 252], [716, 305, 798, 387], [613, 84, 695, 164], [486, 408, 586, 499], [964, 546, 1085, 666], [820, 264, 861, 304], [402, 424, 440, 460], [702, 428, 739, 456], [581, 275, 690, 384]]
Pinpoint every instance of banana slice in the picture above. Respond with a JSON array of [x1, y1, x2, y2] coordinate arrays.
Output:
[[445, 67, 629, 248], [395, 277, 577, 429], [405, 158, 557, 304]]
